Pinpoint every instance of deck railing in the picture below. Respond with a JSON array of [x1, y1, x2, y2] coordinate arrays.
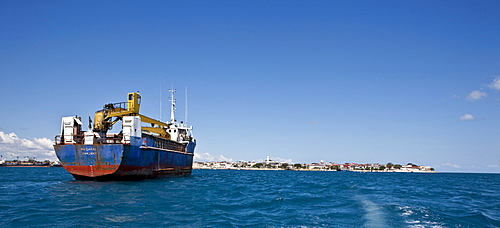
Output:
[[54, 134, 122, 145]]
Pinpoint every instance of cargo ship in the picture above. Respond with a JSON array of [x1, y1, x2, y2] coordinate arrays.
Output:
[[54, 89, 196, 181]]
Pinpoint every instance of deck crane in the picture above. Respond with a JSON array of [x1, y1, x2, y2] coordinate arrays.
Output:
[[93, 92, 172, 139]]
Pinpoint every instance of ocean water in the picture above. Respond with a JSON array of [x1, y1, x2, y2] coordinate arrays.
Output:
[[0, 168, 499, 227]]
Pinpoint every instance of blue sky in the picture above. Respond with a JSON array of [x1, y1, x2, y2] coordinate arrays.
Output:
[[1, 0, 499, 172]]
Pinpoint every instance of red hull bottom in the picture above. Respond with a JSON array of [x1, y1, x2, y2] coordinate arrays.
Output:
[[67, 165, 192, 181]]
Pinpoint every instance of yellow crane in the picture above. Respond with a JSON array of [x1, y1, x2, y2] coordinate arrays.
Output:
[[93, 92, 171, 139]]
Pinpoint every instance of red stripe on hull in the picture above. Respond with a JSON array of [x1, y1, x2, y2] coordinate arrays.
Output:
[[65, 165, 120, 177], [64, 165, 192, 181]]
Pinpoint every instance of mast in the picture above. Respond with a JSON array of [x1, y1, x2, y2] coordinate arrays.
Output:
[[159, 82, 162, 122], [169, 87, 176, 124], [185, 87, 188, 126]]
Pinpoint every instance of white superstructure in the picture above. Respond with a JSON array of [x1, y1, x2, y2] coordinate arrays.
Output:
[[166, 88, 193, 143]]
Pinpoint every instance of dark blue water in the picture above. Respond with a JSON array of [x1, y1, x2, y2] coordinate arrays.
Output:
[[0, 168, 499, 227]]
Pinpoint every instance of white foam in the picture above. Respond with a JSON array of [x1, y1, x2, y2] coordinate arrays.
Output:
[[360, 198, 388, 228], [406, 220, 421, 224]]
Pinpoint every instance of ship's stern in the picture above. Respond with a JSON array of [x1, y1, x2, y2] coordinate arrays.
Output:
[[54, 144, 124, 180]]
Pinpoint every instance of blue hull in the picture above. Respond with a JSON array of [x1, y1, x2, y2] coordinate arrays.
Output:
[[54, 142, 195, 181]]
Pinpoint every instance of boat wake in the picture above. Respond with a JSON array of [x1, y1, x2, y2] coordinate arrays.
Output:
[[358, 196, 388, 228]]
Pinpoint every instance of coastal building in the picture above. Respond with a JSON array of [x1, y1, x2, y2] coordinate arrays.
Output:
[[264, 156, 280, 168], [191, 158, 436, 172], [309, 163, 325, 170]]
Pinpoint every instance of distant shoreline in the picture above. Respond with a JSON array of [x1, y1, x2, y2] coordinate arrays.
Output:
[[0, 166, 437, 173], [193, 167, 437, 173]]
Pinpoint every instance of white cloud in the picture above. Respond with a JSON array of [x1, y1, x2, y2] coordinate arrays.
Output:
[[193, 153, 292, 163], [218, 155, 233, 162], [194, 152, 215, 161], [440, 163, 461, 168], [194, 152, 234, 162], [460, 114, 475, 121], [489, 76, 500, 91], [270, 157, 293, 163], [466, 90, 487, 102], [0, 131, 57, 161]]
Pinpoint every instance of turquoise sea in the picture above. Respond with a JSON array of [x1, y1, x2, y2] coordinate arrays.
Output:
[[0, 167, 499, 227]]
